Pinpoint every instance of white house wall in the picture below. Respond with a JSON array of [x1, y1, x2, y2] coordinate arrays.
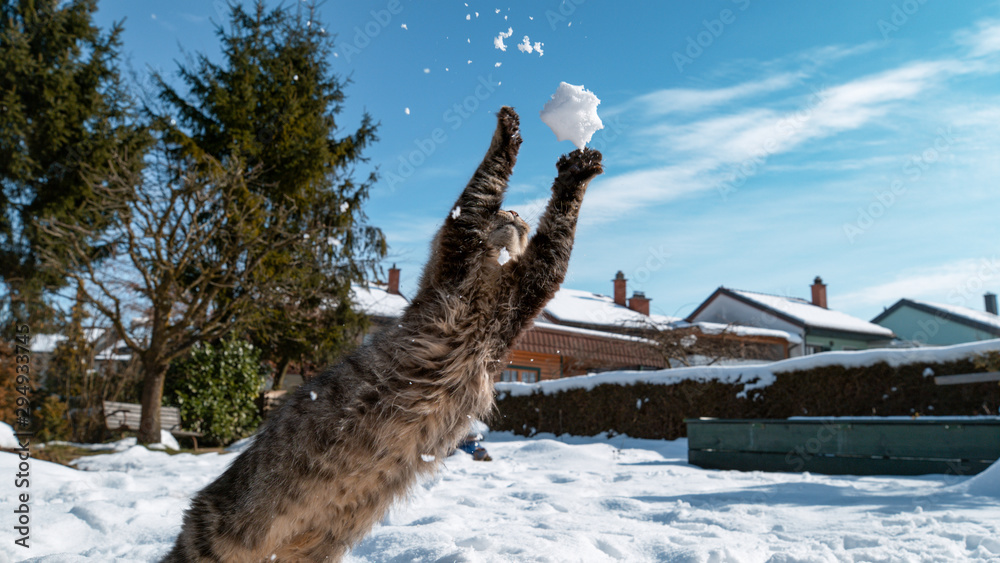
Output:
[[691, 295, 806, 356]]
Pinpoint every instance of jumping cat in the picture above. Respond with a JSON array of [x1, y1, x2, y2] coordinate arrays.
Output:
[[163, 106, 603, 562]]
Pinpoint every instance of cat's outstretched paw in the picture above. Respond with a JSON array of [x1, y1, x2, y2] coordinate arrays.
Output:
[[556, 148, 603, 184], [494, 106, 522, 160]]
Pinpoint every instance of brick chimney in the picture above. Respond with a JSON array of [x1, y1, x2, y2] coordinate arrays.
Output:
[[628, 291, 650, 316], [613, 271, 627, 307], [387, 264, 401, 295], [986, 292, 998, 315], [810, 276, 827, 309]]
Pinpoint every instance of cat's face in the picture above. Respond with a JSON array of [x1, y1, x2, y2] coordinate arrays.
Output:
[[486, 210, 530, 262]]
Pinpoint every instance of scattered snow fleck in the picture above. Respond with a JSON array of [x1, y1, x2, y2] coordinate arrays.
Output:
[[423, 68, 430, 74], [475, 12, 479, 17], [529, 16, 534, 20], [151, 13, 157, 20], [923, 367, 935, 377], [467, 60, 472, 64], [495, 62, 502, 67], [495, 9, 500, 14], [340, 201, 350, 212], [494, 27, 513, 51], [327, 237, 341, 247], [466, 14, 470, 20], [498, 247, 511, 266], [310, 391, 317, 401], [421, 453, 436, 462], [636, 399, 642, 410], [539, 82, 604, 149], [451, 206, 461, 219], [270, 555, 277, 561], [401, 23, 407, 30], [292, 74, 299, 81]]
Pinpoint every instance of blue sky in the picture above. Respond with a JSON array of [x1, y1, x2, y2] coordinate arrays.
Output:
[[94, 1, 1000, 323]]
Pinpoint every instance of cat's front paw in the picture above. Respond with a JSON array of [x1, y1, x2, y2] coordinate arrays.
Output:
[[556, 148, 603, 184], [495, 106, 522, 155]]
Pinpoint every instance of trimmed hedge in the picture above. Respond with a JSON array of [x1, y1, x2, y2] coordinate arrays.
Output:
[[491, 359, 1000, 440]]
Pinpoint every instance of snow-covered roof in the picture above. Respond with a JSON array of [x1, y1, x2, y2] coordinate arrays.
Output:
[[30, 334, 65, 354], [531, 319, 655, 345], [898, 299, 1000, 334], [729, 289, 894, 337], [682, 320, 803, 344], [351, 284, 409, 318], [543, 288, 679, 328]]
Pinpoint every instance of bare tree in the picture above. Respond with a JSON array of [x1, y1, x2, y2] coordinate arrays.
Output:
[[37, 142, 327, 443], [620, 320, 785, 368]]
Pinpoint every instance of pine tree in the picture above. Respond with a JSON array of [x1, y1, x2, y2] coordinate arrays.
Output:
[[0, 0, 147, 330], [153, 1, 386, 387]]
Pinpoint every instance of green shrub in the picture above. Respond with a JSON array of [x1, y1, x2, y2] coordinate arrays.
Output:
[[34, 394, 71, 443], [164, 337, 268, 446]]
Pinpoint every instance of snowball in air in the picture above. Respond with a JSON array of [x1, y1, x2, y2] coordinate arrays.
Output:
[[494, 27, 513, 51], [539, 82, 604, 149]]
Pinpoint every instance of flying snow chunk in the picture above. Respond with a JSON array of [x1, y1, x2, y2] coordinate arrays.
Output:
[[539, 82, 604, 149], [451, 206, 461, 219], [498, 247, 511, 266], [401, 23, 407, 30], [404, 107, 410, 115], [310, 391, 317, 401], [517, 36, 543, 56], [494, 27, 513, 51], [421, 453, 436, 462]]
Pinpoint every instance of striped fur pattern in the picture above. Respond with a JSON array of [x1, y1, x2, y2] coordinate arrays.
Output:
[[162, 107, 602, 562]]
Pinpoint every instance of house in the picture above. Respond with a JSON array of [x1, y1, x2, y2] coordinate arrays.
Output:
[[30, 327, 132, 386], [342, 267, 802, 383], [352, 264, 410, 336], [872, 294, 1000, 346], [541, 273, 798, 366], [687, 277, 895, 356]]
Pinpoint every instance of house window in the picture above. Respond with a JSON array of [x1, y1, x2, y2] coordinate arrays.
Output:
[[806, 344, 831, 355], [500, 366, 540, 383]]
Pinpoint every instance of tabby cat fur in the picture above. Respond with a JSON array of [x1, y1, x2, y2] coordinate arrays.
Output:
[[162, 106, 603, 562]]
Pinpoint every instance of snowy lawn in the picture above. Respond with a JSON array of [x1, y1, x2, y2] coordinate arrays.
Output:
[[2, 431, 999, 562]]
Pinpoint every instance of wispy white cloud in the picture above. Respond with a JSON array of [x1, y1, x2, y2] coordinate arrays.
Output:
[[836, 257, 1000, 313], [957, 19, 1000, 57], [585, 28, 999, 225], [617, 72, 802, 117]]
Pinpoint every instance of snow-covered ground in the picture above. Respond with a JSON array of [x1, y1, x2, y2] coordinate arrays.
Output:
[[2, 430, 998, 562]]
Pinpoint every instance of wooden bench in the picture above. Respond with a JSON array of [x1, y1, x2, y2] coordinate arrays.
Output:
[[102, 401, 203, 450], [686, 417, 1000, 476]]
